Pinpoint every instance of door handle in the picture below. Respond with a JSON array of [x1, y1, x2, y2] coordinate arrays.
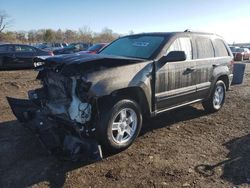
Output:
[[186, 67, 196, 72], [212, 64, 220, 67]]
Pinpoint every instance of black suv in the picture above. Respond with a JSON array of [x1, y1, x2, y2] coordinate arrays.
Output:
[[8, 31, 234, 160]]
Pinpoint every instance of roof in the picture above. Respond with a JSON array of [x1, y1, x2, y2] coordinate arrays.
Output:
[[121, 31, 221, 38]]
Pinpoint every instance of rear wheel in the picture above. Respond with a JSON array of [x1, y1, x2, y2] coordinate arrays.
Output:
[[202, 80, 226, 113], [97, 99, 142, 152]]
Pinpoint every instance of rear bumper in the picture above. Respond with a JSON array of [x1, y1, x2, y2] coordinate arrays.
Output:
[[7, 97, 102, 161]]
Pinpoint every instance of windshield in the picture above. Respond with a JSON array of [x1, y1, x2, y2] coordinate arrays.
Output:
[[99, 35, 165, 59]]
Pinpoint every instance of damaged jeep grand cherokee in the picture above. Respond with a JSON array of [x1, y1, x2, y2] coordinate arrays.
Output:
[[7, 31, 234, 161]]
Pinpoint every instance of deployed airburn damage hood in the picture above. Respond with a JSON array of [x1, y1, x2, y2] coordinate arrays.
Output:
[[8, 53, 153, 161]]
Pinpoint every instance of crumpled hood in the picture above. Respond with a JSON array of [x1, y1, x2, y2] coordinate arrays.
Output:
[[34, 53, 145, 76]]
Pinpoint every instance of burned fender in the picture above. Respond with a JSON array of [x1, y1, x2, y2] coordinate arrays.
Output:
[[87, 61, 154, 112]]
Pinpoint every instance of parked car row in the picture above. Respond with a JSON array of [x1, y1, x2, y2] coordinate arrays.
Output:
[[0, 42, 108, 69], [229, 46, 250, 61], [53, 42, 92, 55], [35, 42, 68, 51]]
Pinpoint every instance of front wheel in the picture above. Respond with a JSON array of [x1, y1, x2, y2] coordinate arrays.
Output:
[[97, 99, 142, 152], [202, 80, 226, 113]]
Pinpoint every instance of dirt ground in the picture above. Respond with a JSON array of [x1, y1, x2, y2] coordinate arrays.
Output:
[[0, 62, 250, 188]]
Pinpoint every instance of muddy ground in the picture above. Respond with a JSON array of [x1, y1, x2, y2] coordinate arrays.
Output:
[[0, 62, 250, 188]]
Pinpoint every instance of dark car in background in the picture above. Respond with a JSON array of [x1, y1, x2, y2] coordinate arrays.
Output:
[[53, 42, 91, 55], [230, 47, 250, 61], [79, 43, 108, 54], [0, 44, 53, 69]]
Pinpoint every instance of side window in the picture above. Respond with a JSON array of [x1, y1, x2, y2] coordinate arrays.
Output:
[[213, 39, 229, 57], [15, 45, 34, 52], [166, 37, 192, 60], [196, 37, 214, 59]]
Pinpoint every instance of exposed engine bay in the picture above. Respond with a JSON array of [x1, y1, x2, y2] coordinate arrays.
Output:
[[7, 69, 102, 161], [34, 70, 92, 125]]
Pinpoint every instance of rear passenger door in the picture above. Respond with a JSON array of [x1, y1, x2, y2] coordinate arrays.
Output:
[[155, 37, 198, 111]]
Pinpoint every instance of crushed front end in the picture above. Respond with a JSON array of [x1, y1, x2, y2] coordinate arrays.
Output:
[[7, 61, 102, 162]]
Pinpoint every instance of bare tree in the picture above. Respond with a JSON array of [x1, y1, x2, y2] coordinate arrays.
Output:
[[78, 26, 93, 43], [0, 10, 12, 33]]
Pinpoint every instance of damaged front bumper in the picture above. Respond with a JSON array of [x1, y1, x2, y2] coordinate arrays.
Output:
[[7, 96, 102, 162]]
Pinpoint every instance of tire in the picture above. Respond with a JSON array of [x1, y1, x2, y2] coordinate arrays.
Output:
[[202, 80, 226, 113], [96, 99, 142, 152]]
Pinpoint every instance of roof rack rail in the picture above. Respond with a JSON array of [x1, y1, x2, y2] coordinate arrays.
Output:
[[184, 29, 191, 32]]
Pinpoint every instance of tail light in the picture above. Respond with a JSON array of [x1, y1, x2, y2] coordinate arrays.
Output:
[[48, 51, 54, 56]]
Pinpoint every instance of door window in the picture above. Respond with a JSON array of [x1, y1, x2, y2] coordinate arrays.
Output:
[[15, 45, 34, 52], [166, 37, 193, 60]]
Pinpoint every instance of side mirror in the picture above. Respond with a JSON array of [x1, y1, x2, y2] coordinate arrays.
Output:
[[159, 51, 186, 63]]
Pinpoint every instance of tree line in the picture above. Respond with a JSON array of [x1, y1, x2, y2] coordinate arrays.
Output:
[[0, 10, 122, 44], [0, 27, 120, 44]]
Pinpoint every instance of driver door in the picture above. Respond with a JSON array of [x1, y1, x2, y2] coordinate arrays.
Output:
[[155, 37, 198, 111]]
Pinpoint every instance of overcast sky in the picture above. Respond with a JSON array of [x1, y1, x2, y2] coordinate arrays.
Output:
[[1, 0, 250, 43]]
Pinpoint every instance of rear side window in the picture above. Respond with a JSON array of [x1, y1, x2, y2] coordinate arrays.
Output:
[[166, 37, 192, 60], [213, 39, 229, 57], [196, 37, 214, 59]]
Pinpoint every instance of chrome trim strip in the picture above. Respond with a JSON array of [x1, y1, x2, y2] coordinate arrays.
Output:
[[155, 99, 203, 115]]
